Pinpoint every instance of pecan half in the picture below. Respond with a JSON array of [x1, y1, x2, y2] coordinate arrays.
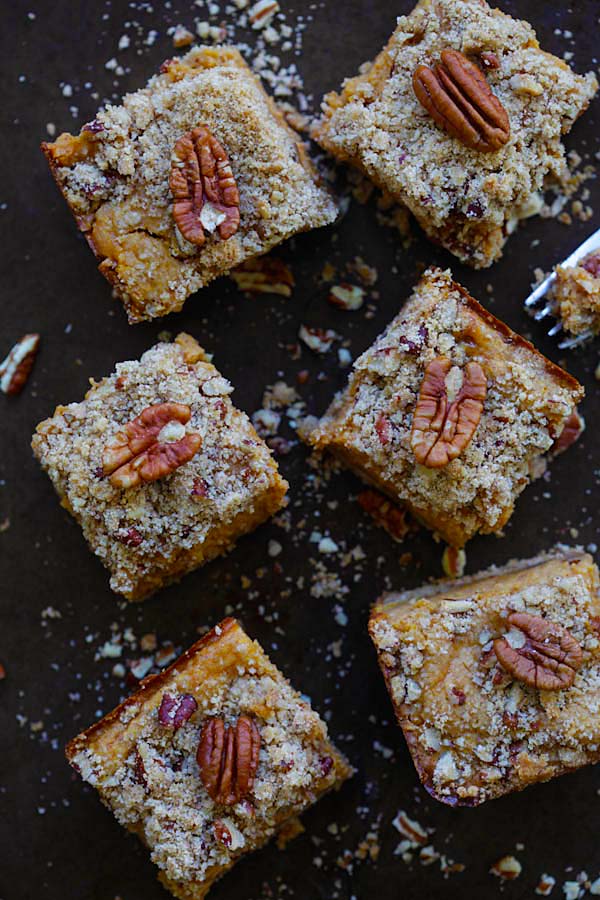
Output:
[[413, 49, 510, 152], [411, 357, 487, 468], [169, 125, 240, 247], [494, 612, 583, 691], [197, 716, 261, 806], [0, 333, 40, 395], [102, 402, 202, 489]]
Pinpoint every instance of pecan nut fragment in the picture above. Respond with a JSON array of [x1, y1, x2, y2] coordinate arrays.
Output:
[[102, 402, 202, 489], [197, 716, 261, 805], [357, 489, 414, 543], [494, 612, 583, 691], [411, 357, 487, 468], [413, 49, 510, 152], [581, 251, 600, 278], [231, 256, 295, 297], [551, 409, 584, 456], [0, 333, 40, 396], [158, 693, 198, 729], [169, 125, 240, 247]]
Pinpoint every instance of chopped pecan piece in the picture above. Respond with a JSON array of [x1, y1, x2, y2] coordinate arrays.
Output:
[[494, 612, 583, 691], [357, 490, 414, 542], [158, 693, 198, 729], [411, 357, 487, 468], [191, 477, 209, 498], [551, 409, 584, 456], [197, 716, 261, 805], [0, 333, 40, 395], [413, 49, 510, 152], [133, 749, 148, 786], [230, 256, 295, 297], [490, 855, 522, 881], [582, 251, 600, 277], [171, 24, 194, 48], [248, 0, 280, 29], [480, 51, 501, 70], [375, 413, 392, 445], [169, 125, 240, 246], [298, 325, 338, 354], [441, 545, 466, 577], [117, 527, 143, 548], [328, 283, 365, 311], [102, 402, 202, 489]]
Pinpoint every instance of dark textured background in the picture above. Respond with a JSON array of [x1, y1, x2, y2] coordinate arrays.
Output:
[[2, 1, 599, 898]]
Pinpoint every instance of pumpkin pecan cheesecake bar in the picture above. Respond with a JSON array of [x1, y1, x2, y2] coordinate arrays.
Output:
[[66, 617, 352, 899], [32, 333, 287, 600], [313, 0, 597, 268], [308, 268, 583, 548], [369, 550, 600, 806], [42, 46, 337, 322]]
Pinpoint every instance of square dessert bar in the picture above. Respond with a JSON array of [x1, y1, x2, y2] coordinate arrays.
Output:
[[369, 551, 600, 806], [66, 617, 353, 899], [313, 0, 597, 268], [308, 268, 583, 548], [42, 46, 337, 322], [554, 250, 600, 337], [32, 333, 287, 600]]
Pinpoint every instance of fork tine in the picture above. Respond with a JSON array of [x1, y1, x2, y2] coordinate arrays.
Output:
[[525, 274, 556, 308], [547, 321, 562, 337], [558, 330, 594, 350], [534, 304, 554, 320]]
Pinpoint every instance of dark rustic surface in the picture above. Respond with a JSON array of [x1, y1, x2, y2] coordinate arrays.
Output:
[[2, 1, 600, 898]]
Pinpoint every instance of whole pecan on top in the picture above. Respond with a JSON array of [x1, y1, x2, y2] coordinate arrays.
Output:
[[494, 612, 583, 691], [197, 716, 261, 806], [169, 125, 240, 247], [102, 402, 202, 489], [410, 357, 487, 468], [413, 49, 510, 152]]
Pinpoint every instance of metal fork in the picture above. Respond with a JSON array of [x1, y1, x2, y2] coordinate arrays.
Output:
[[524, 226, 600, 349]]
